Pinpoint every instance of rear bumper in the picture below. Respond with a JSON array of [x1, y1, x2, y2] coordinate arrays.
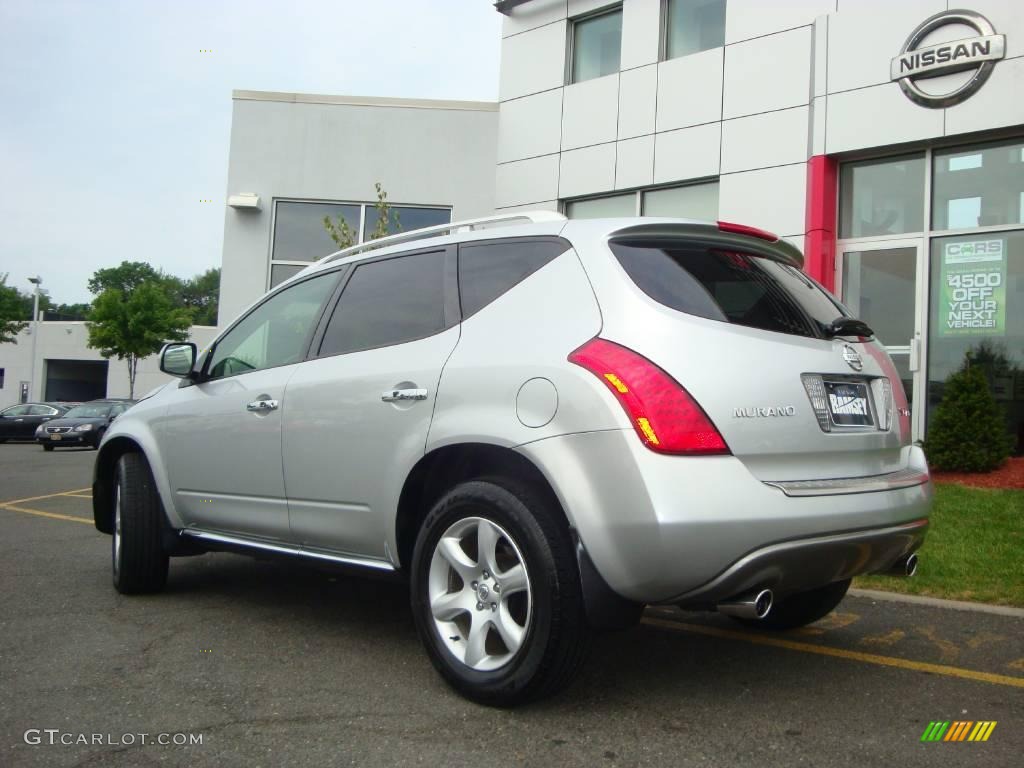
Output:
[[517, 429, 932, 604], [668, 518, 927, 607]]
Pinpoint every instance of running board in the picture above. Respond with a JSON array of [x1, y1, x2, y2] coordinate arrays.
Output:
[[181, 529, 396, 572]]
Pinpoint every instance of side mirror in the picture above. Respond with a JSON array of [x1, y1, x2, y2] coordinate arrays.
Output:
[[160, 342, 197, 378]]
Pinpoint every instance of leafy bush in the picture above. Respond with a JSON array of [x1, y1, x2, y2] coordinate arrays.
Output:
[[924, 362, 1012, 472]]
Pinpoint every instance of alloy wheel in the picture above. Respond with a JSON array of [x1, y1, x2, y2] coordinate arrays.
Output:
[[427, 516, 532, 672]]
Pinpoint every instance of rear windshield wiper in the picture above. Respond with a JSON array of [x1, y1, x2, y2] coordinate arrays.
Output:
[[824, 317, 874, 338]]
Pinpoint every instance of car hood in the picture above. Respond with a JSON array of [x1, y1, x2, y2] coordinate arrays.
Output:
[[42, 417, 108, 428]]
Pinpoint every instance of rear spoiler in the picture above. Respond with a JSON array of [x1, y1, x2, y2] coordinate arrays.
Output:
[[606, 221, 804, 269]]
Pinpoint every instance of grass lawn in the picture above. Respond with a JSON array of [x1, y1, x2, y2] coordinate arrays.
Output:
[[855, 483, 1024, 607]]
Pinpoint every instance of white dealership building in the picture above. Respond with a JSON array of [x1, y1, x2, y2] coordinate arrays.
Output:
[[2, 0, 1021, 451], [490, 0, 1022, 448]]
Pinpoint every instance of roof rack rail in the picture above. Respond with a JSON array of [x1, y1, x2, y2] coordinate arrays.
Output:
[[320, 210, 567, 265]]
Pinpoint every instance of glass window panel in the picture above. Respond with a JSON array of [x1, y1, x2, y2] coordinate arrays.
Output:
[[364, 206, 451, 240], [841, 248, 917, 347], [459, 239, 569, 317], [642, 182, 719, 220], [319, 251, 448, 356], [666, 0, 726, 59], [927, 231, 1023, 453], [932, 138, 1024, 231], [839, 154, 925, 238], [273, 201, 360, 262], [269, 263, 306, 289], [610, 241, 847, 339], [208, 273, 337, 379], [565, 193, 635, 219], [572, 9, 622, 83]]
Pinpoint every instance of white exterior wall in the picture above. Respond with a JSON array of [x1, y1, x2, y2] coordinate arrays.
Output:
[[219, 92, 500, 324], [496, 0, 1024, 252], [0, 323, 217, 410]]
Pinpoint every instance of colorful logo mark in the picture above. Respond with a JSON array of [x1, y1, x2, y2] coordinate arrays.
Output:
[[921, 721, 997, 742]]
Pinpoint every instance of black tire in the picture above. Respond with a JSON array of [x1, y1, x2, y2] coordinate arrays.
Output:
[[42, 444, 54, 452], [410, 478, 590, 707], [732, 579, 851, 631], [112, 452, 169, 594]]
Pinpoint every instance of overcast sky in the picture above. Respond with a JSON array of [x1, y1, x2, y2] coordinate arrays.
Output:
[[0, 0, 501, 304]]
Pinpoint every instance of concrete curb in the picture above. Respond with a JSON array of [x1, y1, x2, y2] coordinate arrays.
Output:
[[849, 588, 1024, 618]]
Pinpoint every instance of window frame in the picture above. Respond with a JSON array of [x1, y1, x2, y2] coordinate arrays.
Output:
[[198, 266, 347, 384], [660, 0, 728, 62], [267, 197, 453, 291], [562, 179, 720, 220], [310, 244, 460, 360], [457, 236, 573, 319], [568, 3, 624, 85]]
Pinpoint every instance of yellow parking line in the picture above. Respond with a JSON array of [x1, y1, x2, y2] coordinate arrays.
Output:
[[65, 493, 93, 499], [641, 617, 1024, 690], [0, 487, 92, 506], [0, 504, 92, 525]]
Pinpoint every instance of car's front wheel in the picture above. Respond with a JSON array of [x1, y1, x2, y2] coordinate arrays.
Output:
[[42, 444, 54, 452], [410, 478, 590, 706], [731, 579, 852, 631], [112, 452, 169, 594]]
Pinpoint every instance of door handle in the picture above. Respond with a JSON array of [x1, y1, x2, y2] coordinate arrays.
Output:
[[246, 398, 279, 412], [381, 388, 428, 402], [908, 338, 920, 373]]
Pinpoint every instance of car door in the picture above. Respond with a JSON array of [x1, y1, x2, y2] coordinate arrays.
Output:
[[25, 405, 59, 436], [0, 404, 32, 439], [158, 270, 340, 541], [282, 246, 459, 561]]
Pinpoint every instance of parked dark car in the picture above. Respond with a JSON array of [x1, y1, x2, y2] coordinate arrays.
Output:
[[36, 400, 135, 450], [0, 402, 75, 442]]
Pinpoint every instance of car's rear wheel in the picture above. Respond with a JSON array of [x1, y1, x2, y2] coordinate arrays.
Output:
[[731, 579, 851, 631], [410, 478, 589, 707], [112, 452, 169, 594]]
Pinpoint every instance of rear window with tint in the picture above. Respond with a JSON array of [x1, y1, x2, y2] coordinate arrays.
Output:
[[610, 242, 847, 339]]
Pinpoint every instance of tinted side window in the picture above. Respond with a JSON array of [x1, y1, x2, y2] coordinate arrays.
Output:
[[3, 405, 30, 416], [610, 242, 847, 339], [319, 250, 447, 356], [458, 239, 568, 318], [207, 272, 337, 379], [28, 405, 57, 415]]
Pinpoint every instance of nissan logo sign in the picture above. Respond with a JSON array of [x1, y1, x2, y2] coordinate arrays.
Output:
[[891, 9, 1005, 108]]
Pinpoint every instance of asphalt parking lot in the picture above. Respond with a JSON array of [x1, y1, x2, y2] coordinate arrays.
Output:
[[0, 443, 1021, 767]]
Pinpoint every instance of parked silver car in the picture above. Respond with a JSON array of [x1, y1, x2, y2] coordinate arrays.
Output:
[[93, 212, 931, 705]]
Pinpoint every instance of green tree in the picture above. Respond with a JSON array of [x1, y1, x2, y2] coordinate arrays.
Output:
[[178, 268, 220, 326], [87, 261, 167, 296], [87, 282, 192, 398], [323, 182, 401, 250], [923, 355, 1013, 472], [0, 273, 29, 343]]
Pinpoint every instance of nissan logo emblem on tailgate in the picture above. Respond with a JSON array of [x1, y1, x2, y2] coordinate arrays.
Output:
[[843, 345, 864, 372]]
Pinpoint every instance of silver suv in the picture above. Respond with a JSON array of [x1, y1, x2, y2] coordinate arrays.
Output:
[[93, 212, 931, 706]]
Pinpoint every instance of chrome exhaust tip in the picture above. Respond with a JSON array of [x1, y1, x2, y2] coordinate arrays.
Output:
[[717, 589, 773, 620], [885, 552, 918, 577]]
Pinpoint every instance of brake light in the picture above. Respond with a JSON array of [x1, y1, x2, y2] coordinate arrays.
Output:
[[717, 220, 779, 242], [568, 338, 729, 455]]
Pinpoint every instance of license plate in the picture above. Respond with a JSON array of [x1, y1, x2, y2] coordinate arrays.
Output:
[[49, 434, 62, 441], [824, 381, 873, 427]]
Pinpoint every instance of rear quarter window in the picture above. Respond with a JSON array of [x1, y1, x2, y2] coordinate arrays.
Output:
[[458, 238, 570, 318], [609, 241, 847, 339]]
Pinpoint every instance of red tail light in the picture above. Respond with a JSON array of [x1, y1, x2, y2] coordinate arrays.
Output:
[[717, 220, 779, 242], [568, 338, 729, 455]]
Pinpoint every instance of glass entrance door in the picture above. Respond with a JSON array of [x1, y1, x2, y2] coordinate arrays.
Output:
[[837, 241, 926, 440]]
